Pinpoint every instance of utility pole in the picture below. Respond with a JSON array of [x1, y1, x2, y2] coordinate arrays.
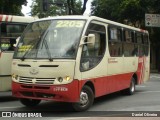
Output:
[[41, 0, 49, 12]]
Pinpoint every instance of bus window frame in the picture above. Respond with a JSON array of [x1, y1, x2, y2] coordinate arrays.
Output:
[[135, 32, 149, 57], [0, 22, 28, 52], [108, 25, 123, 57], [123, 29, 137, 57], [80, 21, 107, 72]]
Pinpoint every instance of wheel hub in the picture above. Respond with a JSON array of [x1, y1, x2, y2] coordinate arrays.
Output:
[[80, 91, 88, 106], [131, 81, 135, 92]]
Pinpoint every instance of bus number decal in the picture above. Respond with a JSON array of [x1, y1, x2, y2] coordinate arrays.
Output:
[[56, 21, 84, 28], [18, 45, 33, 52], [1, 44, 10, 48]]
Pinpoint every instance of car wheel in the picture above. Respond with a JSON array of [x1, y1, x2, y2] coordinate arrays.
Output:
[[125, 78, 136, 95], [72, 85, 94, 111]]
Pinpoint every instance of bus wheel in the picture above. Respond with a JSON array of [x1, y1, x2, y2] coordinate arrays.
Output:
[[72, 86, 94, 111], [20, 98, 41, 107], [125, 78, 136, 95]]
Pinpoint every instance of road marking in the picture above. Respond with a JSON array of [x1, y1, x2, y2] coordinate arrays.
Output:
[[52, 117, 90, 120], [150, 75, 160, 79], [0, 106, 21, 109], [138, 91, 160, 93], [136, 85, 146, 87]]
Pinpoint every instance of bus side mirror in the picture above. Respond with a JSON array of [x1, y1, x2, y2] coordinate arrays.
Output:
[[87, 34, 95, 47], [80, 34, 95, 47], [14, 37, 20, 47]]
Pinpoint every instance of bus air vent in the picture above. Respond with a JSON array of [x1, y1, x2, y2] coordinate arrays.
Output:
[[19, 77, 55, 85]]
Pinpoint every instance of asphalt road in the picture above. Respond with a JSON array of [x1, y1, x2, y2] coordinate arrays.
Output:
[[0, 73, 160, 119]]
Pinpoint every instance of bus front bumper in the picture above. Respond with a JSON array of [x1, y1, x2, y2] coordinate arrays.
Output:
[[12, 80, 80, 102]]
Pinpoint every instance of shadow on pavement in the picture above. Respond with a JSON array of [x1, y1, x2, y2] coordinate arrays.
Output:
[[0, 96, 18, 102], [0, 91, 18, 102], [7, 91, 134, 117]]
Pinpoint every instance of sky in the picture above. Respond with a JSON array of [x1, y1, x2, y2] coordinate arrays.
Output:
[[21, 0, 92, 16], [21, 0, 32, 16]]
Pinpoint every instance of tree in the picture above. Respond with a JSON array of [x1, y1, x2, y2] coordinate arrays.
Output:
[[66, 0, 82, 15], [31, 0, 88, 17], [66, 0, 88, 15], [82, 0, 88, 14], [0, 0, 27, 15], [91, 0, 153, 28], [91, 0, 160, 71], [31, 0, 61, 18]]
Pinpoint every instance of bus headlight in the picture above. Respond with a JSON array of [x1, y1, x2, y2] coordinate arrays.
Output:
[[12, 74, 18, 82], [12, 74, 18, 79], [64, 76, 71, 81], [57, 76, 71, 83]]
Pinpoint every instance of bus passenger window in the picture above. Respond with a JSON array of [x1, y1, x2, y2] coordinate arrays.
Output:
[[8, 39, 16, 51], [108, 27, 123, 57], [80, 23, 106, 71], [123, 30, 135, 57], [123, 43, 135, 57], [132, 47, 138, 56], [143, 34, 149, 56], [0, 23, 27, 51], [136, 33, 144, 57]]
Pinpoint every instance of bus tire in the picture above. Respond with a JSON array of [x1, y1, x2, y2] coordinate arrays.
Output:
[[125, 78, 136, 95], [72, 85, 94, 112], [20, 98, 41, 107]]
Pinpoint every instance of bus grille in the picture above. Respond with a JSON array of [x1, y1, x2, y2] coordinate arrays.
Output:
[[19, 77, 55, 85]]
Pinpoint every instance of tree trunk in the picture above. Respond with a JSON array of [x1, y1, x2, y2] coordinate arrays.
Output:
[[82, 0, 88, 14], [71, 0, 75, 14], [67, 0, 71, 15]]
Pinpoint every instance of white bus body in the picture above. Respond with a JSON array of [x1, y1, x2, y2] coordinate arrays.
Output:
[[0, 14, 36, 91], [12, 16, 150, 111]]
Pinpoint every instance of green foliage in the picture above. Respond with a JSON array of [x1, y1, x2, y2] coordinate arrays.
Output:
[[91, 0, 160, 47], [91, 0, 151, 27], [91, 0, 122, 21], [31, 0, 83, 18], [0, 0, 27, 15], [31, 0, 60, 18]]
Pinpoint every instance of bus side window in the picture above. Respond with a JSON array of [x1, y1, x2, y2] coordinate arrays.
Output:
[[80, 23, 106, 71], [136, 33, 144, 57], [143, 34, 149, 56], [108, 27, 123, 57], [123, 30, 135, 57], [8, 38, 16, 51]]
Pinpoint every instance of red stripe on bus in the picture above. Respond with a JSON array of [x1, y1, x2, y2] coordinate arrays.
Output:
[[141, 58, 145, 83], [0, 15, 3, 21], [10, 16, 13, 22], [5, 15, 9, 22], [12, 80, 80, 102]]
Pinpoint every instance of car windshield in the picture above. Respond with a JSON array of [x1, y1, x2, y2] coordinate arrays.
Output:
[[14, 20, 86, 60]]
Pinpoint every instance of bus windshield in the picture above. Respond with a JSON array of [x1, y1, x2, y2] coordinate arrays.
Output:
[[14, 20, 85, 60], [0, 23, 27, 51]]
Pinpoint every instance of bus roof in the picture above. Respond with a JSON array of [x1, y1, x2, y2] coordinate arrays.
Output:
[[34, 15, 148, 34], [0, 14, 37, 23]]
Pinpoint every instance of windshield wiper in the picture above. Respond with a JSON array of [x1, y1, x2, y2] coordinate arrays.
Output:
[[20, 31, 46, 61], [43, 38, 53, 62], [20, 41, 39, 61]]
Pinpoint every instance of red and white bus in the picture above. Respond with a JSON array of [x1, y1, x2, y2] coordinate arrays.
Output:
[[11, 16, 150, 111], [0, 14, 36, 91]]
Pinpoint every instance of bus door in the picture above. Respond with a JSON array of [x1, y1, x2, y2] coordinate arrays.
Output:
[[0, 36, 14, 91], [107, 27, 124, 93], [0, 23, 26, 91], [80, 21, 107, 97]]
